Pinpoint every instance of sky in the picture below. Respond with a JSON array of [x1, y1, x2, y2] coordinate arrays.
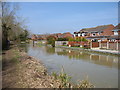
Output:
[[14, 2, 118, 34]]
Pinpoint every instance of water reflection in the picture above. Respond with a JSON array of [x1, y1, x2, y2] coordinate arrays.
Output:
[[45, 46, 55, 54], [26, 45, 118, 88], [45, 47, 118, 69]]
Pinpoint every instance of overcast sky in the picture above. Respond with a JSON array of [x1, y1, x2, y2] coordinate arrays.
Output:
[[15, 2, 118, 34]]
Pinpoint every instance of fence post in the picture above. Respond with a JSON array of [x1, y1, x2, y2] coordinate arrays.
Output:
[[33, 40, 34, 46], [107, 41, 109, 49], [117, 41, 118, 51], [99, 41, 101, 49], [90, 41, 92, 49]]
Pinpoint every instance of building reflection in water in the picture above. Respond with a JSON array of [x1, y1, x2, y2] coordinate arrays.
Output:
[[54, 48, 118, 69]]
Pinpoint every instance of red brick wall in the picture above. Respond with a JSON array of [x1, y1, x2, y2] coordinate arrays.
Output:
[[92, 42, 99, 48], [68, 41, 89, 47]]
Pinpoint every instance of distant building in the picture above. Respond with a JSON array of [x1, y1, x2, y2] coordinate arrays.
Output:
[[31, 32, 73, 40], [31, 34, 38, 40]]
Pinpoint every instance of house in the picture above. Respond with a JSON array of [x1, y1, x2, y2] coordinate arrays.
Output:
[[105, 24, 120, 41], [31, 32, 73, 41], [74, 24, 115, 41], [61, 32, 74, 38], [51, 32, 73, 39], [31, 34, 38, 40]]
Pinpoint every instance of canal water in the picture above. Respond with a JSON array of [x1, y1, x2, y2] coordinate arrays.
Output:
[[23, 44, 118, 88]]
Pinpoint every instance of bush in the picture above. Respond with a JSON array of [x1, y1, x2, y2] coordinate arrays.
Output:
[[46, 36, 56, 47], [69, 37, 88, 42], [57, 38, 69, 41]]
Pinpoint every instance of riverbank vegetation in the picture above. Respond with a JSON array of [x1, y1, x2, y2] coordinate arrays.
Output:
[[52, 68, 94, 88]]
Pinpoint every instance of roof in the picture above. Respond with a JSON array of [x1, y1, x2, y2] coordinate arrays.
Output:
[[80, 24, 114, 33]]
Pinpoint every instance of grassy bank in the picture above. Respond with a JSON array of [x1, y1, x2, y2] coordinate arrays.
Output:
[[2, 45, 94, 88]]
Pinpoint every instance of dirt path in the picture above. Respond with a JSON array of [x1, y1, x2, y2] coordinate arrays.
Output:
[[2, 46, 62, 88]]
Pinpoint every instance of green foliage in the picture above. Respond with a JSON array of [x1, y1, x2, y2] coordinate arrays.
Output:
[[77, 78, 95, 88], [52, 67, 71, 88], [46, 36, 56, 47], [19, 30, 29, 41], [82, 38, 88, 41], [57, 38, 69, 41], [63, 42, 66, 45], [52, 72, 58, 79], [69, 38, 76, 41], [69, 37, 88, 42], [52, 67, 94, 88], [2, 2, 29, 49]]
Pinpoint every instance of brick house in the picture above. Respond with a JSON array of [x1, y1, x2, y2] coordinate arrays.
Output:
[[31, 34, 38, 40], [108, 23, 120, 41], [61, 32, 73, 38], [31, 32, 73, 40], [74, 24, 115, 41]]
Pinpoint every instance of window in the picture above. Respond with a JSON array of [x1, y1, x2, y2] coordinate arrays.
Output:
[[114, 31, 118, 35]]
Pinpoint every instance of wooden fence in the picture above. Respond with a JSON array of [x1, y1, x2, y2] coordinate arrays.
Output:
[[100, 41, 119, 50], [91, 42, 99, 48]]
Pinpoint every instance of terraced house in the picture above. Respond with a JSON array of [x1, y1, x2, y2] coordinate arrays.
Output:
[[74, 24, 120, 42]]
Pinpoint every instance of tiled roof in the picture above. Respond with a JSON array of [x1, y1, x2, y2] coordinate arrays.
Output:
[[80, 24, 114, 33]]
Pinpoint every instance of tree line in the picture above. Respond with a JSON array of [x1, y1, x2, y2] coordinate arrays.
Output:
[[1, 2, 29, 50]]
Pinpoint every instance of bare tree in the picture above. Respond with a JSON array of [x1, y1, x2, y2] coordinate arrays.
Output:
[[1, 2, 29, 49]]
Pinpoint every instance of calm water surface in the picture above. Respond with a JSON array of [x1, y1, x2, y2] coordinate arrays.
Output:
[[24, 44, 118, 88]]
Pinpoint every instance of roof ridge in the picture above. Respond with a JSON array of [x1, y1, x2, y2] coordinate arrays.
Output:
[[81, 24, 113, 30]]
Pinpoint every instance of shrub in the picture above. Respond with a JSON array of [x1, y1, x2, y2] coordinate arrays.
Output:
[[46, 36, 56, 47], [57, 38, 69, 41]]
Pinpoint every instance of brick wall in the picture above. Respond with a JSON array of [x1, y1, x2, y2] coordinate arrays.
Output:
[[92, 42, 99, 48]]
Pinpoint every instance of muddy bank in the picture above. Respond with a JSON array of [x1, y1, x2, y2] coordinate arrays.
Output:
[[2, 46, 63, 88]]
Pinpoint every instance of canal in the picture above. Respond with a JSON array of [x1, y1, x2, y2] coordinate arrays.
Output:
[[22, 44, 119, 88]]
